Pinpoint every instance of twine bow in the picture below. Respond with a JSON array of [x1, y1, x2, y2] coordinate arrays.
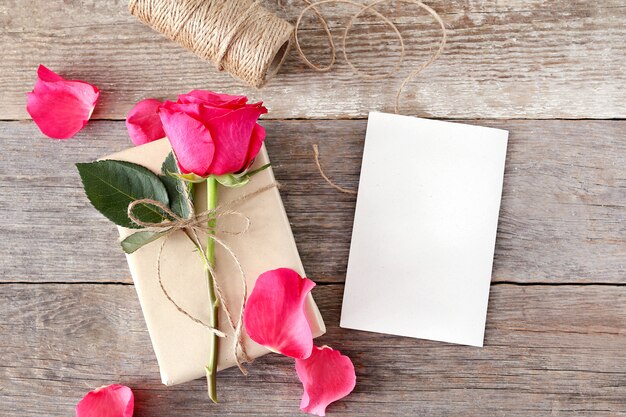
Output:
[[126, 182, 279, 375]]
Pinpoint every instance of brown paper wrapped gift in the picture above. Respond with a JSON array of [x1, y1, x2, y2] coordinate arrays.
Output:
[[106, 139, 326, 385]]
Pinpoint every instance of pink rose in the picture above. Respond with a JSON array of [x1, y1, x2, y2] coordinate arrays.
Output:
[[158, 90, 267, 177]]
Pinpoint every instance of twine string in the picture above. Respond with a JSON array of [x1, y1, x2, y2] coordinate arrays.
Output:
[[129, 0, 445, 91], [154, 237, 223, 338], [294, 0, 405, 75], [188, 221, 252, 374], [294, 0, 447, 113], [294, 1, 446, 194], [213, 0, 261, 71], [312, 144, 358, 195], [127, 182, 279, 373]]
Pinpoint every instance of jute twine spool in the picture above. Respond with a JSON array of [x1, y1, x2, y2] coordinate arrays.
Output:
[[128, 0, 294, 88]]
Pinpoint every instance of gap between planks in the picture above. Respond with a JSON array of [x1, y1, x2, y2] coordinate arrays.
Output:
[[1, 281, 624, 287], [2, 117, 626, 122]]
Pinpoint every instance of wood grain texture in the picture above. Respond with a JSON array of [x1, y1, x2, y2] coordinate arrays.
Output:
[[1, 1, 625, 119], [1, 283, 624, 416], [1, 1, 625, 414], [1, 119, 624, 284]]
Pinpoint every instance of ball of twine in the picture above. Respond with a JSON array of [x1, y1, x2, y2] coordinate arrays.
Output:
[[128, 0, 294, 88]]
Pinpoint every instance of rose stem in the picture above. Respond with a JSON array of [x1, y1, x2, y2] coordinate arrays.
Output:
[[205, 176, 219, 403]]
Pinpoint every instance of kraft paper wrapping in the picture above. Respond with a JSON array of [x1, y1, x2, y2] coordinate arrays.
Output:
[[106, 139, 326, 385]]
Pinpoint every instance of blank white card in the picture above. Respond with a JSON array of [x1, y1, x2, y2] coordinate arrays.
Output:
[[340, 112, 508, 347]]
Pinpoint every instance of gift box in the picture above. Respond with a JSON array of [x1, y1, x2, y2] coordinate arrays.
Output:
[[106, 139, 326, 385]]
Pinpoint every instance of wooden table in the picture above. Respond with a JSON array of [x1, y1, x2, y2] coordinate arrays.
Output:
[[1, 1, 625, 415]]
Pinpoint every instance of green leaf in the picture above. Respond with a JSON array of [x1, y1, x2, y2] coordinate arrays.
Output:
[[121, 230, 168, 254], [213, 163, 271, 188], [160, 152, 192, 219], [214, 173, 251, 188], [171, 172, 207, 183], [76, 160, 170, 229], [246, 163, 271, 177]]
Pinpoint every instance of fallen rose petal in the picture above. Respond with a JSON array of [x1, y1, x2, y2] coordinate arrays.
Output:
[[295, 346, 356, 416], [158, 101, 215, 176], [37, 64, 64, 82], [75, 384, 134, 417], [26, 65, 100, 139], [125, 98, 165, 145], [244, 268, 315, 359]]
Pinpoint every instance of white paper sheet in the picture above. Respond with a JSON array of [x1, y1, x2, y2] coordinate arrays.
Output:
[[340, 112, 508, 347]]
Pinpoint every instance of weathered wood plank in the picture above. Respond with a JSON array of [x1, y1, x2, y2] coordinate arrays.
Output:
[[0, 283, 624, 416], [1, 119, 624, 284], [1, 1, 624, 119]]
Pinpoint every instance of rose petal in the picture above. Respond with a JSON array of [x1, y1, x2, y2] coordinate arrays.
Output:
[[75, 384, 134, 417], [178, 90, 248, 108], [295, 346, 356, 416], [167, 102, 232, 123], [244, 123, 266, 170], [125, 98, 166, 146], [204, 105, 267, 175], [244, 268, 315, 359], [159, 101, 215, 176], [26, 65, 100, 139], [37, 64, 64, 82], [247, 102, 268, 115]]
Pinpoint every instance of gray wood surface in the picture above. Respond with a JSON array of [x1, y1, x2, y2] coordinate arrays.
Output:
[[1, 284, 625, 416], [1, 120, 624, 284], [1, 1, 625, 119], [1, 0, 625, 415]]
